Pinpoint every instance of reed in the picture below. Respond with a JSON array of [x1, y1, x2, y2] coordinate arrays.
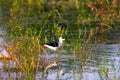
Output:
[[1, 0, 120, 79]]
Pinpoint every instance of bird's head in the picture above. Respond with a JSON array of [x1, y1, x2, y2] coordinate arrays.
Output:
[[59, 36, 65, 43]]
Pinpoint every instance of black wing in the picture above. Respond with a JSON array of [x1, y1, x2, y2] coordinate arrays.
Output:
[[45, 42, 58, 47]]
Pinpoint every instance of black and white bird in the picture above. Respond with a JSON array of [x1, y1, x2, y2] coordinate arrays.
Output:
[[41, 36, 65, 59], [44, 37, 65, 51]]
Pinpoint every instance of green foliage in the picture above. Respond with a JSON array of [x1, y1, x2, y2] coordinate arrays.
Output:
[[1, 0, 120, 79]]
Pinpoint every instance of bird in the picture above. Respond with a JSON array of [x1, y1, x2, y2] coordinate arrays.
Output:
[[41, 36, 65, 60], [44, 36, 65, 51]]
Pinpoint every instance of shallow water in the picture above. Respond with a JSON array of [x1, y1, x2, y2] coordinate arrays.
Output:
[[0, 42, 120, 80], [41, 44, 120, 80]]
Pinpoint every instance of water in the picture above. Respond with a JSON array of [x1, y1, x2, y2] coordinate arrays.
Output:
[[41, 44, 120, 80], [0, 43, 118, 80], [25, 44, 118, 80], [0, 36, 120, 79]]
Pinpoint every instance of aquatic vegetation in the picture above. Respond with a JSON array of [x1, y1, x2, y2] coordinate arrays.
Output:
[[0, 0, 120, 80]]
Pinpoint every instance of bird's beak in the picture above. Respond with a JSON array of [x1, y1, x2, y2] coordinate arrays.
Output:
[[62, 38, 65, 41]]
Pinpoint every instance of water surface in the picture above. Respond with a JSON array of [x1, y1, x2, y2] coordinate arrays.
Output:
[[36, 44, 120, 80]]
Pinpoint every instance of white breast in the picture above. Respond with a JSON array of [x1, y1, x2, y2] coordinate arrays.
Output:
[[44, 45, 57, 51]]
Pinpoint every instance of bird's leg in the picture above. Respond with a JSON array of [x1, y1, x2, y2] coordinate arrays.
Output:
[[40, 46, 49, 60], [54, 50, 59, 63]]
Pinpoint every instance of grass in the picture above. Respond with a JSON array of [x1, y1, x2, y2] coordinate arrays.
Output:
[[0, 0, 120, 80], [2, 22, 67, 79]]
